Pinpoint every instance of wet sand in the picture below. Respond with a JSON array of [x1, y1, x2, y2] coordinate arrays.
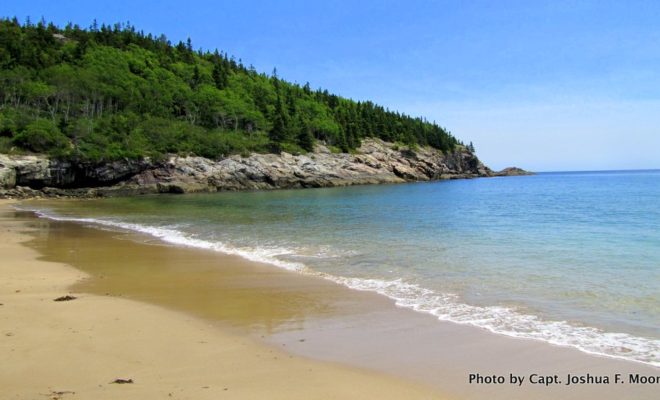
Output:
[[0, 200, 443, 399], [3, 199, 658, 399]]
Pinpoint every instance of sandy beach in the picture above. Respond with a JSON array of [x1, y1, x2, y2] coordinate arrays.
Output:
[[0, 200, 442, 399], [1, 199, 658, 400]]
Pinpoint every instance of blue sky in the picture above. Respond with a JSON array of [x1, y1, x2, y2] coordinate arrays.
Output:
[[5, 0, 660, 170]]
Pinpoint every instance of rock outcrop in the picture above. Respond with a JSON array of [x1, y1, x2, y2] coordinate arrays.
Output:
[[494, 167, 534, 176], [1, 139, 497, 198], [0, 154, 150, 189]]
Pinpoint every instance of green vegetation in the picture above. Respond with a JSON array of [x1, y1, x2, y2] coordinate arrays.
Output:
[[0, 18, 460, 161]]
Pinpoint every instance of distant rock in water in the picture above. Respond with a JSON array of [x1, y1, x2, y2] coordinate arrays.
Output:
[[495, 167, 534, 176], [0, 139, 529, 198]]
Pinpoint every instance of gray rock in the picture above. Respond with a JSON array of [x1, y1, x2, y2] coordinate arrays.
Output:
[[1, 138, 506, 197], [495, 167, 534, 176], [0, 155, 17, 188]]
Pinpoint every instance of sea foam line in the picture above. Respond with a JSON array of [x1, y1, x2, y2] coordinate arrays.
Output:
[[29, 208, 306, 273], [28, 207, 660, 368]]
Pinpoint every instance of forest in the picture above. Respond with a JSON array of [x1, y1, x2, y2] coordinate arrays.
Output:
[[0, 18, 461, 161]]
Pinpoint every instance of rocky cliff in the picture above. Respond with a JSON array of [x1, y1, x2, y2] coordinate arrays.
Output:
[[0, 139, 528, 198]]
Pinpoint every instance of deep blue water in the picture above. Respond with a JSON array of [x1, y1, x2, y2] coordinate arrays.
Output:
[[26, 170, 660, 366]]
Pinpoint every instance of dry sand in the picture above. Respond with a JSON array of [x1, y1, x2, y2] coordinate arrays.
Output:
[[0, 200, 443, 399]]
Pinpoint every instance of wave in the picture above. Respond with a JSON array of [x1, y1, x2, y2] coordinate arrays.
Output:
[[26, 207, 660, 368], [27, 208, 307, 272], [325, 277, 660, 367]]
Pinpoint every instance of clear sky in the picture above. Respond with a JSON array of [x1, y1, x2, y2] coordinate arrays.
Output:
[[5, 0, 659, 171]]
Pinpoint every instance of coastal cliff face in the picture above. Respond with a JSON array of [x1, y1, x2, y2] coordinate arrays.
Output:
[[0, 138, 511, 198]]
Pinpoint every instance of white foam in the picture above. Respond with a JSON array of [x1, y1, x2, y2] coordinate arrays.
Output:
[[28, 208, 306, 272], [324, 276, 660, 367], [27, 207, 660, 368]]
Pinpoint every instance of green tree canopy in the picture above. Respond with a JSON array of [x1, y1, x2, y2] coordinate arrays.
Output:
[[0, 18, 462, 161]]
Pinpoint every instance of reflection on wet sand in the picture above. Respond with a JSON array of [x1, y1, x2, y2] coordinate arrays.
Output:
[[23, 213, 377, 334]]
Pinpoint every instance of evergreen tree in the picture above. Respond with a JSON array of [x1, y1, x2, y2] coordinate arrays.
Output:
[[296, 116, 314, 151], [269, 95, 289, 147], [212, 62, 228, 89], [192, 65, 201, 88]]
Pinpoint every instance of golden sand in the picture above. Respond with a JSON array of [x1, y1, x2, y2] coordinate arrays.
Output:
[[0, 200, 443, 399]]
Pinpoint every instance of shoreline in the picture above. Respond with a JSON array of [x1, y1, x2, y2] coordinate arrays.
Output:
[[23, 196, 659, 369], [3, 199, 658, 399], [0, 199, 444, 399]]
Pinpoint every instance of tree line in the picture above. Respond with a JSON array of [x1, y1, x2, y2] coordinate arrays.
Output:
[[0, 18, 462, 161]]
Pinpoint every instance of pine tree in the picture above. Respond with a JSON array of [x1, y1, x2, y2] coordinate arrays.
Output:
[[269, 95, 289, 148], [191, 65, 201, 88], [212, 61, 228, 89], [296, 116, 314, 151], [270, 114, 286, 143]]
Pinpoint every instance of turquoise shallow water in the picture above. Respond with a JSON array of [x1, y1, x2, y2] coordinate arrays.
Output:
[[25, 170, 660, 366]]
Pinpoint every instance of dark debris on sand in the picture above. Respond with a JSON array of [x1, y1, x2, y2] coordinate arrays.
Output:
[[53, 295, 77, 302], [110, 378, 134, 384], [46, 390, 75, 400]]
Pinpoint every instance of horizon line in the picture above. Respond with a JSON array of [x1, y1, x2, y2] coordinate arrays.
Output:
[[532, 168, 660, 174]]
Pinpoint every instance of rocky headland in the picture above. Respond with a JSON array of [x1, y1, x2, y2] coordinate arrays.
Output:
[[0, 139, 531, 198]]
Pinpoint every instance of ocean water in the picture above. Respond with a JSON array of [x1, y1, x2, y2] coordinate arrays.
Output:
[[23, 170, 660, 367]]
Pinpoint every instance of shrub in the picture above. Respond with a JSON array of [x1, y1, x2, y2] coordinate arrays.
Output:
[[0, 137, 13, 152], [12, 119, 70, 153]]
